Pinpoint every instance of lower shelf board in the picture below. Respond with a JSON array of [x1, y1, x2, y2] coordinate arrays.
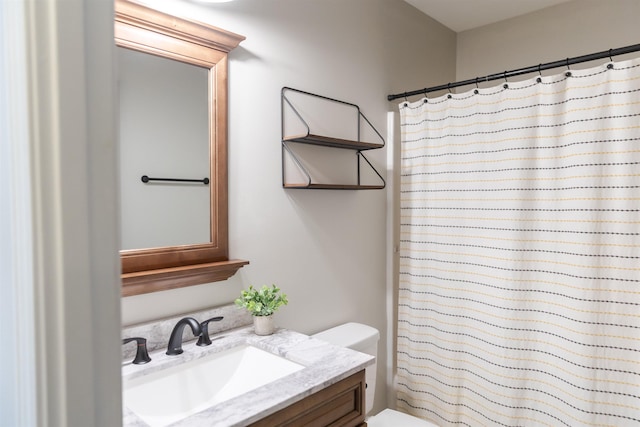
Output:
[[284, 183, 385, 190]]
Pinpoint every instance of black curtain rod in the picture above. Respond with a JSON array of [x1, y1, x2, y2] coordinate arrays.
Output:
[[387, 43, 640, 102]]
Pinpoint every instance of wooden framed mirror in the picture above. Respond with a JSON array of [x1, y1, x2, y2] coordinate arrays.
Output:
[[115, 0, 248, 296]]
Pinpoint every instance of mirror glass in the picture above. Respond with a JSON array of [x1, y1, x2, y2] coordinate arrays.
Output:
[[118, 47, 211, 250]]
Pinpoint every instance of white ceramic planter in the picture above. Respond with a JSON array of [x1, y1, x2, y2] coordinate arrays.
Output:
[[253, 315, 275, 336]]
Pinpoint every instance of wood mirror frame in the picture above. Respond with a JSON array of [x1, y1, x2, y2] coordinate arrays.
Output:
[[115, 0, 248, 297]]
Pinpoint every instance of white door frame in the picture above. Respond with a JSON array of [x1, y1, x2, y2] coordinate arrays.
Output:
[[1, 0, 122, 425]]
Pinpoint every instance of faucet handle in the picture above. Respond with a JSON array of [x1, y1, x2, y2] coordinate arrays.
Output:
[[196, 316, 224, 347], [122, 337, 151, 365]]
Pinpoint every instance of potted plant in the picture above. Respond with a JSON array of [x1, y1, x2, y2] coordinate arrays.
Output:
[[235, 284, 288, 335]]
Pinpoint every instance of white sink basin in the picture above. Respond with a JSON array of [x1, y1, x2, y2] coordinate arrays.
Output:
[[123, 345, 305, 427]]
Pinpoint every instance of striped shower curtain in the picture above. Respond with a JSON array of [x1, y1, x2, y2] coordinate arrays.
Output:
[[397, 57, 640, 427]]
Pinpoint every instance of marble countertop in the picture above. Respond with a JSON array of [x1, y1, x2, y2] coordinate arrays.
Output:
[[122, 326, 374, 427]]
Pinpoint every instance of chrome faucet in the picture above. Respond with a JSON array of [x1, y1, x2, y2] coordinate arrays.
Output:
[[196, 316, 224, 346], [166, 317, 202, 355]]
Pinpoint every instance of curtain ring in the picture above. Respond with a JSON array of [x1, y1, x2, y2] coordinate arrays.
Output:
[[447, 83, 452, 98], [536, 64, 542, 83], [607, 49, 614, 69], [474, 77, 479, 94], [423, 88, 429, 102], [503, 71, 508, 89], [565, 58, 572, 77]]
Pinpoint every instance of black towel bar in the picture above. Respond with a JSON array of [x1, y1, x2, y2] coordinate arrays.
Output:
[[141, 175, 209, 185]]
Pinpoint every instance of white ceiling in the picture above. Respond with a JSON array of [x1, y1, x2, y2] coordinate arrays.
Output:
[[404, 0, 573, 32]]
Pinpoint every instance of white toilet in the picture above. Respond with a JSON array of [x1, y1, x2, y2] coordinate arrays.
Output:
[[313, 322, 438, 427]]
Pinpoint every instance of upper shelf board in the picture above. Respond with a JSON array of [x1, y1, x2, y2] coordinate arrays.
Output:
[[282, 134, 384, 151]]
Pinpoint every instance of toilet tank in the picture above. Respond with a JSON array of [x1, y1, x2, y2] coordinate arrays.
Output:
[[312, 322, 379, 414]]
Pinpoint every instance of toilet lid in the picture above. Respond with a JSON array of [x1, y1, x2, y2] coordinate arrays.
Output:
[[367, 409, 439, 427]]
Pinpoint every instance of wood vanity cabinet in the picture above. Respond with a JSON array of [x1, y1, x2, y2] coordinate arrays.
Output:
[[249, 370, 367, 427]]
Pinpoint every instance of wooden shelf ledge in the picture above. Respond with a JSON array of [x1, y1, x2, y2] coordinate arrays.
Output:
[[122, 259, 249, 296]]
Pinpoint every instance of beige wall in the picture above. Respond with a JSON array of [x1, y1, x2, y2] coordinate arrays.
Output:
[[120, 0, 456, 415], [457, 0, 640, 83]]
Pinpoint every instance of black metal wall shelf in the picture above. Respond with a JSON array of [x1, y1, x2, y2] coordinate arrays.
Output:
[[281, 87, 385, 190]]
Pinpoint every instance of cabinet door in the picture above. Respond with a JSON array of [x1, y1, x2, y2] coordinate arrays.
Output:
[[249, 370, 366, 427]]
